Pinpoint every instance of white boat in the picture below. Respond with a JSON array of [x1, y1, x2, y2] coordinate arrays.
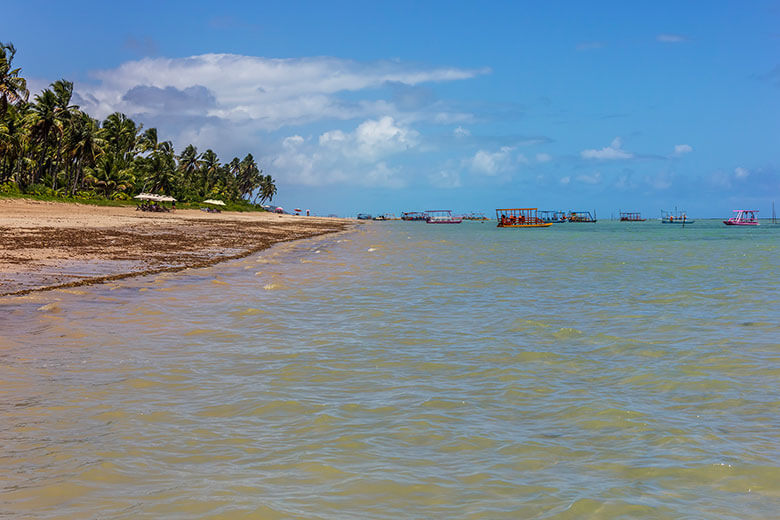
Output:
[[425, 210, 462, 224]]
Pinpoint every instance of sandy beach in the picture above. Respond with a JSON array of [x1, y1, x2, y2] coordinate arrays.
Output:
[[0, 198, 352, 296]]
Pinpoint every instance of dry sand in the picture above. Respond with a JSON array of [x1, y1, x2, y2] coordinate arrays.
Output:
[[0, 198, 353, 296]]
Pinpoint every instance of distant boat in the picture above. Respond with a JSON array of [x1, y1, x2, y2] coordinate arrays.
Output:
[[373, 213, 400, 221], [496, 208, 552, 228], [661, 208, 694, 224], [619, 211, 646, 222], [567, 211, 597, 223], [356, 213, 372, 220], [539, 210, 567, 223], [462, 212, 490, 221], [401, 211, 427, 221], [724, 209, 759, 226], [425, 210, 462, 224]]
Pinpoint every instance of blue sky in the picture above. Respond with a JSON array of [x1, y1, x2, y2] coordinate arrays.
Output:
[[3, 1, 778, 217]]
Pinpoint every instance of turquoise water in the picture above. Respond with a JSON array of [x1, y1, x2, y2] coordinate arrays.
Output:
[[2, 220, 779, 518]]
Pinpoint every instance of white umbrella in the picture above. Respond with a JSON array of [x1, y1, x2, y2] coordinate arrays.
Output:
[[158, 195, 177, 202], [134, 193, 156, 200], [203, 199, 226, 206]]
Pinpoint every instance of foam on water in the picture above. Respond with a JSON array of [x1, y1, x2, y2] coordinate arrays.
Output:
[[1, 220, 779, 518]]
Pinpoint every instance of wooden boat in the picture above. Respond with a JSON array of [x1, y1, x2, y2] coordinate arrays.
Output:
[[567, 211, 597, 223], [401, 211, 427, 221], [373, 213, 401, 221], [661, 208, 694, 224], [425, 210, 462, 224], [619, 211, 645, 222], [496, 208, 552, 228], [724, 209, 759, 226], [462, 212, 490, 221], [539, 210, 567, 223]]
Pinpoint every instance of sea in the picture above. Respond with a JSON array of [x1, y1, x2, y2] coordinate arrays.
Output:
[[1, 219, 779, 519]]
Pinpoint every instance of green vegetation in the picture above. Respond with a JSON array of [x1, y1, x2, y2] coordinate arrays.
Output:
[[0, 42, 277, 208]]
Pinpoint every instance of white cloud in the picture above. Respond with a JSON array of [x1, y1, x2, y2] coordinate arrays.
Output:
[[735, 166, 749, 179], [657, 33, 687, 43], [469, 146, 516, 175], [673, 144, 693, 156], [536, 153, 552, 163], [559, 176, 571, 185], [577, 172, 603, 184], [270, 117, 417, 188], [581, 137, 633, 160], [75, 53, 487, 132], [453, 126, 470, 138]]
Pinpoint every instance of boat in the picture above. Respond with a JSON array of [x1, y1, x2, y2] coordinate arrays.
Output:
[[724, 209, 759, 226], [661, 208, 694, 224], [567, 211, 597, 223], [373, 213, 401, 221], [462, 212, 490, 221], [619, 211, 646, 222], [496, 208, 552, 228], [425, 210, 462, 224], [356, 213, 372, 220], [401, 211, 427, 221], [539, 210, 567, 223]]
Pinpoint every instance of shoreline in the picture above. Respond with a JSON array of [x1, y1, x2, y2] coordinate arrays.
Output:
[[0, 198, 354, 297]]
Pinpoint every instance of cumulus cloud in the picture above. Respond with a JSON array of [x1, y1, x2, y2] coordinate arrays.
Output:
[[270, 117, 417, 188], [657, 33, 687, 43], [581, 137, 633, 160], [673, 144, 693, 156], [469, 146, 517, 175], [75, 53, 487, 131], [735, 166, 749, 179], [536, 153, 551, 163]]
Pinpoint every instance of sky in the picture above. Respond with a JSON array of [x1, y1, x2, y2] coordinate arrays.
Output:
[[3, 1, 779, 217]]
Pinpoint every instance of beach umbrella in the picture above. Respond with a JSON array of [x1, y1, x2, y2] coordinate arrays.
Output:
[[158, 195, 177, 202], [203, 199, 226, 206], [275, 207, 284, 213], [134, 193, 156, 200]]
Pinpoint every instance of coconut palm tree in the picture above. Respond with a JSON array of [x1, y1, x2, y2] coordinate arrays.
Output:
[[66, 112, 104, 195], [257, 174, 277, 204], [0, 42, 29, 116], [199, 149, 220, 196], [101, 112, 141, 166], [177, 144, 202, 200], [85, 153, 135, 199], [26, 88, 62, 188]]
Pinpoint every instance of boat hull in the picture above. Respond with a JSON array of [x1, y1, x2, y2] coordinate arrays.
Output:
[[723, 220, 758, 226]]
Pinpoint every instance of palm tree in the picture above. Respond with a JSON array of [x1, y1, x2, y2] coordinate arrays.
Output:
[[26, 88, 62, 187], [101, 112, 141, 166], [85, 154, 135, 199], [199, 149, 220, 197], [49, 79, 79, 189], [0, 42, 29, 116], [177, 144, 202, 200], [140, 140, 176, 195], [66, 112, 104, 195], [257, 174, 277, 204]]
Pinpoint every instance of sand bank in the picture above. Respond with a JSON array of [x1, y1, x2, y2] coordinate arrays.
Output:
[[0, 198, 353, 296]]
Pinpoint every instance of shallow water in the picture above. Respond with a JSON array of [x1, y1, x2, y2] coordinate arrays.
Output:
[[2, 220, 779, 518]]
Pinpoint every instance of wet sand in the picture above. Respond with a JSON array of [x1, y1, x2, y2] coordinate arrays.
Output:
[[0, 198, 352, 296]]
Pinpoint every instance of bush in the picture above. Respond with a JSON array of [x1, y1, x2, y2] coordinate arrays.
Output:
[[0, 181, 21, 195]]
